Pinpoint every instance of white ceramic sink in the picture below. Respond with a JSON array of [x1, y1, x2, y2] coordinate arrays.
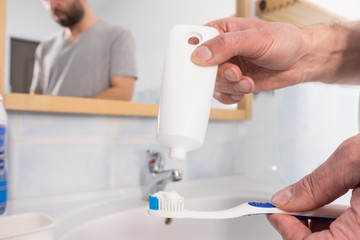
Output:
[[9, 176, 284, 240], [60, 196, 280, 240]]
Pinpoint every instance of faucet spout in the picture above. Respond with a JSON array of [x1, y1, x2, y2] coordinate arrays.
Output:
[[142, 150, 183, 200], [152, 169, 182, 184]]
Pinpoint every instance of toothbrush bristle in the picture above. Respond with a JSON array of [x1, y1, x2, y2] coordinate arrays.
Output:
[[149, 191, 184, 211], [157, 197, 184, 211]]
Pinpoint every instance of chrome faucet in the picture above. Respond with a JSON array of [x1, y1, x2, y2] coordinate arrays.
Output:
[[142, 150, 183, 199]]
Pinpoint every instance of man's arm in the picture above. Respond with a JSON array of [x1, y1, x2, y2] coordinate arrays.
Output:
[[302, 21, 360, 85], [29, 44, 44, 95], [92, 76, 135, 101], [96, 27, 137, 101]]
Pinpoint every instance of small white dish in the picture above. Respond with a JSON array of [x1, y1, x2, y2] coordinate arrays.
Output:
[[0, 213, 55, 240]]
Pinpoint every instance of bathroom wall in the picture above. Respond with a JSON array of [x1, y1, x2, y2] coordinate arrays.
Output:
[[7, 82, 359, 200], [236, 83, 359, 186], [7, 110, 241, 199]]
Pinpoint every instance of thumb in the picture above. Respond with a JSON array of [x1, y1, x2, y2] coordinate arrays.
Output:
[[271, 134, 360, 211], [191, 30, 268, 66]]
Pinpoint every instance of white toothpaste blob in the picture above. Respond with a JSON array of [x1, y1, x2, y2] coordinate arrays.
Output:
[[153, 191, 184, 211]]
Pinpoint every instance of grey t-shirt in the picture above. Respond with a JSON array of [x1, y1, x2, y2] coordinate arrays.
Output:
[[30, 20, 137, 97]]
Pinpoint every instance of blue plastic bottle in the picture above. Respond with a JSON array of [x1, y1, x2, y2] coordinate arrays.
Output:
[[0, 95, 7, 216]]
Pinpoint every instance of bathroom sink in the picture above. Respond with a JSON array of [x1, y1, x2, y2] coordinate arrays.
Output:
[[60, 196, 280, 240], [9, 176, 283, 240]]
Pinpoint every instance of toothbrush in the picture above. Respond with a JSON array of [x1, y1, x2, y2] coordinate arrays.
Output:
[[148, 191, 348, 220]]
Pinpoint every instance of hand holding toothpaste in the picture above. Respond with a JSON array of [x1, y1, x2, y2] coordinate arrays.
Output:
[[192, 18, 360, 104]]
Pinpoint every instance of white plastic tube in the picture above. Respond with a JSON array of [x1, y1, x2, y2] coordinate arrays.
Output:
[[157, 25, 219, 161]]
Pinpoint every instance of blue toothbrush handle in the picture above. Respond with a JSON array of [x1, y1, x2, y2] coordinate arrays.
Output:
[[248, 202, 348, 221], [248, 202, 276, 208]]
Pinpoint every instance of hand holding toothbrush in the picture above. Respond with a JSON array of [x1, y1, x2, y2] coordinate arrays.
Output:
[[266, 133, 360, 239]]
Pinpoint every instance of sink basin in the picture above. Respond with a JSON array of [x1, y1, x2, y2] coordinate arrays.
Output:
[[9, 176, 283, 240], [60, 196, 280, 240]]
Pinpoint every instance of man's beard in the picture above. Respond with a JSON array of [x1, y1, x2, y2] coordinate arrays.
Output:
[[52, 0, 85, 27]]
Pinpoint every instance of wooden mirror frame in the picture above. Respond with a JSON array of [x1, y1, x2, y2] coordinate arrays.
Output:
[[0, 0, 252, 120]]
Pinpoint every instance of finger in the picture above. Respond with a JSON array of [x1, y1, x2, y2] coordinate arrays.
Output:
[[268, 214, 335, 240], [204, 17, 266, 34], [215, 76, 254, 95], [267, 214, 312, 240], [269, 187, 360, 240], [327, 187, 360, 238], [192, 29, 268, 66], [217, 61, 243, 83], [350, 187, 360, 219], [304, 188, 360, 239], [309, 220, 332, 233], [271, 134, 360, 211], [213, 91, 244, 105]]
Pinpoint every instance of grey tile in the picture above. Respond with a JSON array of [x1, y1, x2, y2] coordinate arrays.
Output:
[[16, 112, 113, 140], [113, 140, 164, 188], [113, 116, 157, 138], [16, 141, 111, 198]]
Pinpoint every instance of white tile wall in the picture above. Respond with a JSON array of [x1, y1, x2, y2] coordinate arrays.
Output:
[[235, 137, 280, 184], [113, 140, 158, 188], [7, 112, 239, 200], [238, 92, 278, 137], [235, 92, 279, 184], [113, 117, 157, 138], [14, 112, 113, 140], [277, 137, 347, 184], [276, 83, 359, 185], [234, 83, 359, 187], [15, 141, 111, 198], [185, 139, 236, 180], [277, 84, 359, 138]]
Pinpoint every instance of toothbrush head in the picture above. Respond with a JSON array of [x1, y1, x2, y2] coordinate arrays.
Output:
[[148, 191, 185, 218], [149, 191, 184, 211]]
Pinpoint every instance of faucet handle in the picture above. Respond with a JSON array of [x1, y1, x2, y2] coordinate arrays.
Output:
[[146, 150, 165, 173]]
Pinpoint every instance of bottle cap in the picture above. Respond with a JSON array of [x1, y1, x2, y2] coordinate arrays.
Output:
[[169, 148, 187, 161]]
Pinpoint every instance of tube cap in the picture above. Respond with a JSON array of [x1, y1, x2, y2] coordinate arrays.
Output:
[[169, 148, 187, 161]]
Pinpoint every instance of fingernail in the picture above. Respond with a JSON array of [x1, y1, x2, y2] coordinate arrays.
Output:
[[192, 46, 212, 63], [224, 69, 239, 82], [230, 94, 242, 101], [213, 91, 221, 99], [236, 79, 254, 93], [272, 186, 293, 207]]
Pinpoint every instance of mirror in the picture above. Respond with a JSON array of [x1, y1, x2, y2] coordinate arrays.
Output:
[[0, 0, 252, 120]]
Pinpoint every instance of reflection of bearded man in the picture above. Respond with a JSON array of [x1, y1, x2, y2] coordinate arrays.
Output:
[[51, 0, 84, 27], [32, 0, 137, 100]]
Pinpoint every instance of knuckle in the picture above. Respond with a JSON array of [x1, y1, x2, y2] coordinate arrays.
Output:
[[337, 135, 360, 189], [299, 173, 319, 203], [216, 34, 233, 49], [215, 81, 239, 95], [338, 135, 360, 168]]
